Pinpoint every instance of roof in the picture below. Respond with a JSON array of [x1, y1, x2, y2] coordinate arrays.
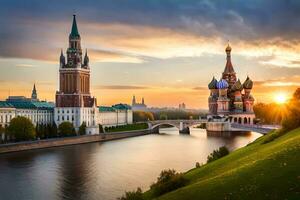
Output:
[[99, 106, 116, 112], [3, 100, 54, 110], [112, 104, 132, 110], [0, 101, 14, 108], [70, 15, 80, 38]]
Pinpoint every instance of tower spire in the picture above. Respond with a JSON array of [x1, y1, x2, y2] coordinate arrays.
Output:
[[31, 83, 37, 100], [70, 14, 80, 38]]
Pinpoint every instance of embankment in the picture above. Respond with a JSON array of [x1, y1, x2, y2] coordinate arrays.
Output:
[[0, 129, 151, 154]]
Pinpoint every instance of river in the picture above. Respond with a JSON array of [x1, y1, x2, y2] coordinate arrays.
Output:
[[0, 128, 261, 200]]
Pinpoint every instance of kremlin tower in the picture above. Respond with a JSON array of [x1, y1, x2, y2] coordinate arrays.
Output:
[[54, 15, 98, 134], [208, 44, 255, 124]]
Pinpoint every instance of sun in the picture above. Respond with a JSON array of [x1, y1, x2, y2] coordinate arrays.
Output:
[[274, 93, 288, 104]]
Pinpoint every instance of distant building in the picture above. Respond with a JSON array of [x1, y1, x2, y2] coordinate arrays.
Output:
[[207, 44, 255, 124], [179, 103, 186, 110], [0, 84, 54, 129], [131, 95, 147, 111]]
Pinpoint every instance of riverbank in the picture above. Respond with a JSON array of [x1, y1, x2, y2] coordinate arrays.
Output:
[[0, 129, 151, 154], [142, 129, 300, 200]]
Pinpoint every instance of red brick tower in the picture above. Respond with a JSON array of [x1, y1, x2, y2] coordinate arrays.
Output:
[[56, 15, 96, 108]]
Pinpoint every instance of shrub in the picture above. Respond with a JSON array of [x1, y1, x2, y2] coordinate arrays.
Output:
[[150, 169, 187, 197], [79, 122, 86, 135], [195, 162, 202, 168], [207, 146, 229, 163], [118, 187, 143, 200], [7, 116, 36, 141], [58, 122, 76, 137]]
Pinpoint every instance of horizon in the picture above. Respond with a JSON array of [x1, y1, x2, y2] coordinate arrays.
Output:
[[1, 1, 300, 109]]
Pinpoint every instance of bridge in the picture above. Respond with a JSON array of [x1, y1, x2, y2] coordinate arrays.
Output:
[[230, 123, 279, 134], [148, 120, 204, 134], [147, 120, 278, 135]]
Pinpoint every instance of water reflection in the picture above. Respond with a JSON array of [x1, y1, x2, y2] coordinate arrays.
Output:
[[0, 128, 261, 200]]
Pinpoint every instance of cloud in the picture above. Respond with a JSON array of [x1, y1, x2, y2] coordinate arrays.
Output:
[[193, 86, 207, 91], [15, 64, 35, 68], [95, 85, 150, 90], [89, 49, 144, 63]]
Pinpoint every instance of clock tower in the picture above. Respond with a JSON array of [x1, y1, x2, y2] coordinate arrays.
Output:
[[55, 15, 98, 134]]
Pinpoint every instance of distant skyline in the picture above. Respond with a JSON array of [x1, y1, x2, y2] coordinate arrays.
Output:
[[1, 0, 300, 108]]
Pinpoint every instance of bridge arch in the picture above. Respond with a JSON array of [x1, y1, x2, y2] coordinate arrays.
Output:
[[151, 123, 180, 130]]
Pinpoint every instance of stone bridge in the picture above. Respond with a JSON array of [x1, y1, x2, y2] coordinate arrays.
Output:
[[148, 120, 204, 134]]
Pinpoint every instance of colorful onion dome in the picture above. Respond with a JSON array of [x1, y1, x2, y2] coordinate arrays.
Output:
[[243, 76, 253, 89], [232, 79, 243, 91], [217, 79, 229, 89], [208, 77, 218, 89]]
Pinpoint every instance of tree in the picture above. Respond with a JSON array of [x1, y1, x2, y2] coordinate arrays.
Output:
[[58, 122, 76, 137], [7, 116, 36, 141], [0, 126, 5, 142], [79, 122, 86, 135], [281, 88, 300, 132], [133, 111, 154, 122]]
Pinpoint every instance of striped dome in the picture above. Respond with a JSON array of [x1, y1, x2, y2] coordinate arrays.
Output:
[[208, 77, 218, 89], [232, 79, 243, 91], [243, 76, 253, 89], [217, 79, 229, 89]]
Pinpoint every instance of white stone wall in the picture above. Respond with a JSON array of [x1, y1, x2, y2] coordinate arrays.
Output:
[[54, 107, 98, 135], [0, 108, 53, 128], [0, 108, 16, 127], [98, 109, 133, 127]]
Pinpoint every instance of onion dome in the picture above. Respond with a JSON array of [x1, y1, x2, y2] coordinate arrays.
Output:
[[225, 43, 232, 52], [232, 79, 243, 91], [217, 79, 229, 89], [243, 76, 253, 89], [208, 77, 218, 89]]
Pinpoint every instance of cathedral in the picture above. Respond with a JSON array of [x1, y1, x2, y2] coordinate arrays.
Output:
[[208, 44, 255, 125]]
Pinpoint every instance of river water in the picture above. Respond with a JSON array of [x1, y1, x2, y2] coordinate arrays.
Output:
[[0, 128, 261, 200]]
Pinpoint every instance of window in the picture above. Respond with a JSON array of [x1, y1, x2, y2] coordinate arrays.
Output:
[[62, 116, 64, 121]]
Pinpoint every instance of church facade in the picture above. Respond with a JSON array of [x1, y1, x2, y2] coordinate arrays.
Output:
[[208, 44, 255, 125]]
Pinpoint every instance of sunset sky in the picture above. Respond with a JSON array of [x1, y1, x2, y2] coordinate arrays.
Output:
[[1, 0, 300, 109]]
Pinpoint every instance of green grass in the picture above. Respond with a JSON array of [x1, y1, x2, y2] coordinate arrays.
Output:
[[105, 123, 148, 133], [144, 128, 300, 199]]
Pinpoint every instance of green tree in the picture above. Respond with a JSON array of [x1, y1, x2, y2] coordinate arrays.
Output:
[[58, 122, 76, 137], [207, 146, 229, 163], [79, 122, 86, 135], [7, 116, 36, 141]]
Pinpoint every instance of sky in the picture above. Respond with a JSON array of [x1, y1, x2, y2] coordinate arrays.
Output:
[[1, 0, 300, 109]]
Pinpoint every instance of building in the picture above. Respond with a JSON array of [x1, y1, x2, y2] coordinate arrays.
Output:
[[0, 85, 54, 129], [55, 15, 132, 134], [207, 44, 255, 124], [179, 103, 186, 110], [132, 95, 147, 111], [98, 104, 133, 127]]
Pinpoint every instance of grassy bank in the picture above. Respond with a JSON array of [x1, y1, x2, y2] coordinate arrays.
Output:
[[105, 123, 148, 133], [143, 128, 300, 199]]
